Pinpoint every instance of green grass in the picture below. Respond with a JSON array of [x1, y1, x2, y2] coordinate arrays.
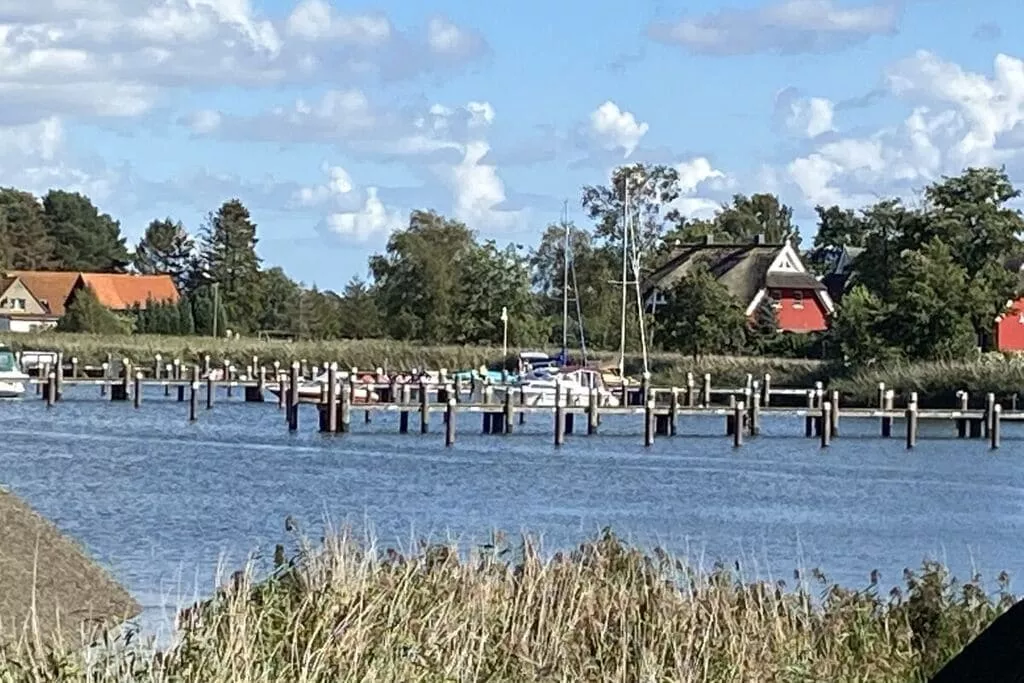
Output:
[[0, 529, 1011, 682]]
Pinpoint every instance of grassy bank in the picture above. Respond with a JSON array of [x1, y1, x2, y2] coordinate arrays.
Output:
[[0, 529, 1011, 682]]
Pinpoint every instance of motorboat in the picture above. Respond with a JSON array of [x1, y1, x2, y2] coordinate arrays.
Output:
[[265, 370, 379, 403], [0, 345, 28, 398], [501, 366, 620, 408]]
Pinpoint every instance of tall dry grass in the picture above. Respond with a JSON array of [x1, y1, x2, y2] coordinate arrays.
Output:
[[0, 529, 1012, 682]]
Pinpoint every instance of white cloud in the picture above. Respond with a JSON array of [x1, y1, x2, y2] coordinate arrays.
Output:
[[649, 0, 900, 56], [672, 157, 732, 218], [589, 101, 649, 157], [295, 163, 402, 242], [786, 51, 1024, 208], [785, 97, 835, 137], [436, 140, 521, 231]]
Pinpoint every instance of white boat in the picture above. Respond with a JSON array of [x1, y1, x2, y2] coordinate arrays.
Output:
[[0, 346, 28, 398], [503, 366, 620, 408], [265, 371, 379, 403]]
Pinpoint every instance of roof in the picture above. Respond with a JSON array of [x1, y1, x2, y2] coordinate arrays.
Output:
[[0, 487, 140, 645], [7, 271, 81, 316], [765, 271, 825, 291], [79, 274, 179, 310], [644, 244, 786, 305]]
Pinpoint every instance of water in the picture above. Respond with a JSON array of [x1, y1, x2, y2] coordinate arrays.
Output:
[[1, 385, 1023, 643]]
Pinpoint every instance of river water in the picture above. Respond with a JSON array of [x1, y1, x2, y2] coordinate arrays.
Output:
[[0, 385, 1022, 643]]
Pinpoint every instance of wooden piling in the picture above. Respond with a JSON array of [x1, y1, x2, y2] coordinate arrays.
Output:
[[644, 399, 655, 447], [326, 364, 338, 433], [54, 352, 63, 400], [339, 382, 352, 433], [419, 379, 429, 434], [820, 401, 832, 448], [189, 381, 198, 422], [749, 392, 761, 436], [906, 399, 918, 449], [587, 388, 599, 435], [992, 404, 1002, 450], [956, 390, 968, 438], [733, 401, 744, 448], [881, 390, 894, 438], [70, 356, 79, 379], [399, 382, 411, 434], [153, 355, 162, 380], [45, 372, 55, 408], [206, 374, 215, 410], [702, 373, 712, 407], [804, 390, 814, 437], [761, 373, 771, 407], [669, 388, 679, 436], [685, 372, 696, 408], [288, 362, 300, 432], [829, 390, 840, 437], [445, 399, 456, 446], [554, 400, 566, 447], [100, 362, 109, 397], [503, 389, 515, 434], [727, 394, 737, 435], [133, 372, 142, 408], [985, 393, 996, 439]]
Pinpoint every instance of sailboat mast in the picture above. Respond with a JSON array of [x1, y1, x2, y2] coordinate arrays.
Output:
[[618, 181, 629, 377], [561, 200, 570, 365]]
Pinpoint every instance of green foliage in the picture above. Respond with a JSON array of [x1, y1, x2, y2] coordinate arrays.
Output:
[[256, 267, 301, 335], [42, 190, 129, 271], [133, 218, 194, 290], [0, 188, 56, 269], [198, 199, 263, 334], [656, 263, 747, 358], [57, 287, 132, 335], [335, 278, 382, 339], [827, 285, 893, 366]]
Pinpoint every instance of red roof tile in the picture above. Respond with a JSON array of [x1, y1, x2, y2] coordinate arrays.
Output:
[[8, 271, 82, 316], [79, 274, 179, 310]]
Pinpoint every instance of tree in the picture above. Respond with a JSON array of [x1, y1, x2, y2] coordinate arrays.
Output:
[[809, 205, 868, 274], [827, 285, 893, 366], [190, 284, 228, 337], [369, 210, 477, 342], [336, 278, 382, 339], [176, 296, 196, 335], [453, 241, 542, 345], [581, 163, 682, 263], [134, 218, 194, 291], [655, 263, 747, 358], [715, 193, 801, 246], [197, 199, 263, 333], [257, 267, 301, 334], [0, 188, 56, 269], [42, 190, 129, 271], [745, 296, 780, 354], [57, 286, 132, 334]]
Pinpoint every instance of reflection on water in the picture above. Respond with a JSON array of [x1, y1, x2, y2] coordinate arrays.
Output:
[[0, 385, 1022, 642]]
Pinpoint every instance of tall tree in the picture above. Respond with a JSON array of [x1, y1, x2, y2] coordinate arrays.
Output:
[[197, 199, 263, 333], [57, 286, 132, 334], [809, 205, 868, 274], [133, 218, 194, 290], [0, 188, 56, 269], [453, 241, 542, 345], [42, 190, 129, 271], [256, 267, 301, 335], [581, 163, 682, 264], [715, 193, 800, 246], [336, 278, 382, 339], [654, 263, 746, 358], [369, 210, 477, 342]]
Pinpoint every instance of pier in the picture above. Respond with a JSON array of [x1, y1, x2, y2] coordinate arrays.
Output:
[[19, 352, 1024, 450]]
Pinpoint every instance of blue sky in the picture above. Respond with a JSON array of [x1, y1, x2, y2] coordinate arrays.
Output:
[[3, 0, 1024, 289]]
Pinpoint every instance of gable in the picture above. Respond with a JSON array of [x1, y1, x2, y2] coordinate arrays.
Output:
[[6, 271, 82, 316], [0, 278, 50, 316]]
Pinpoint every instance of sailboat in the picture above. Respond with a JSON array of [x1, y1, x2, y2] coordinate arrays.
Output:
[[511, 204, 620, 408]]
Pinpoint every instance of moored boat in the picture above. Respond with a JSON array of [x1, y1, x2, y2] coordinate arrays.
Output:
[[0, 345, 28, 398]]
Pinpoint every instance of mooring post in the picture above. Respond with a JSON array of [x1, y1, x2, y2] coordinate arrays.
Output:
[[644, 399, 655, 447], [906, 398, 918, 450], [882, 390, 894, 438], [288, 362, 300, 432], [206, 373, 215, 410], [225, 363, 234, 399], [445, 398, 456, 446], [587, 388, 600, 435], [804, 390, 814, 437], [876, 382, 885, 409], [518, 383, 527, 424], [189, 381, 198, 422], [54, 352, 63, 401], [749, 391, 761, 436], [702, 373, 712, 407], [100, 362, 109, 397], [153, 354, 161, 381], [992, 403, 1002, 450], [503, 388, 515, 434], [398, 382, 411, 434], [164, 364, 172, 396], [956, 390, 969, 438], [761, 373, 771, 407], [669, 388, 679, 436], [325, 364, 338, 433], [685, 372, 696, 407], [985, 393, 996, 439], [727, 394, 737, 436], [554, 400, 566, 447], [45, 371, 55, 408], [830, 390, 840, 437], [133, 372, 143, 408], [203, 354, 211, 378], [419, 378, 430, 434], [733, 401, 744, 448], [38, 363, 48, 399], [821, 401, 832, 448], [70, 356, 79, 379], [453, 375, 463, 403], [339, 382, 352, 434]]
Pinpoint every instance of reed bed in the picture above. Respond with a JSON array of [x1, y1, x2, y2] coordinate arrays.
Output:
[[0, 529, 1012, 682], [833, 354, 1024, 404]]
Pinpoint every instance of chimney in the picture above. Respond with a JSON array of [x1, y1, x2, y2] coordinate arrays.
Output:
[[754, 234, 766, 245], [703, 234, 714, 245]]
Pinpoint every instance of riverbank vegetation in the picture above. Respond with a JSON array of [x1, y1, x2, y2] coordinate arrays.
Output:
[[0, 529, 1011, 681]]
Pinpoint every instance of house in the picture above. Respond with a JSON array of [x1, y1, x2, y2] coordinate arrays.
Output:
[[820, 245, 864, 302], [0, 271, 180, 332], [994, 257, 1024, 351], [0, 275, 60, 332], [643, 235, 835, 333]]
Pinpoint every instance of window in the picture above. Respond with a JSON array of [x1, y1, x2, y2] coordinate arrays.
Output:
[[769, 290, 782, 308], [12, 298, 25, 310], [793, 291, 804, 308]]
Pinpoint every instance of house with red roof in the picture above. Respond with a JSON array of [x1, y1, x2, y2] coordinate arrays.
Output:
[[0, 271, 180, 332]]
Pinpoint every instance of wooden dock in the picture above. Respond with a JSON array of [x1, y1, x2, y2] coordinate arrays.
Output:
[[20, 353, 1024, 450]]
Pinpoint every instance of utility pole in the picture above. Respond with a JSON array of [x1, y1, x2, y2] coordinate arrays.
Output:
[[211, 281, 220, 338]]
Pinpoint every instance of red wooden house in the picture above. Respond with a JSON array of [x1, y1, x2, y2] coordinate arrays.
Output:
[[643, 235, 835, 332]]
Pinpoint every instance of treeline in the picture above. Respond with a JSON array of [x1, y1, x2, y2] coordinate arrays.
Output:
[[4, 165, 1024, 366]]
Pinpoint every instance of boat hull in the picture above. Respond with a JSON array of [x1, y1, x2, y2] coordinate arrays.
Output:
[[265, 383, 378, 403], [0, 379, 26, 398]]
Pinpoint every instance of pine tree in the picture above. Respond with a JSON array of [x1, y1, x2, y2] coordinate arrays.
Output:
[[177, 296, 196, 335], [197, 200, 262, 333], [134, 218, 194, 291]]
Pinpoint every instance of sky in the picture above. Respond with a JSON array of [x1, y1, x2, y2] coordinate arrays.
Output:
[[1, 0, 1023, 290]]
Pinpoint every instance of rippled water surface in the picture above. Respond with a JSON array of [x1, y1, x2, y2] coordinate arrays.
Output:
[[1, 384, 1022, 640]]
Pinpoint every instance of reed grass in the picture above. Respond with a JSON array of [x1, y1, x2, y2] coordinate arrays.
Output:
[[0, 529, 1013, 682]]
